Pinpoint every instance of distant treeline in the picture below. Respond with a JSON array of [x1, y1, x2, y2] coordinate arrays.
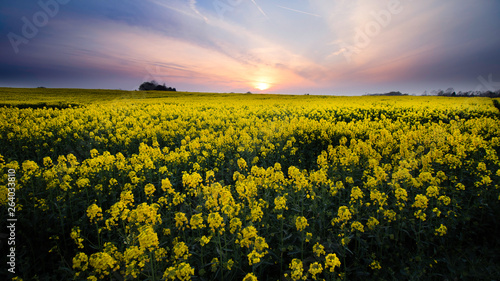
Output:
[[433, 89, 500, 98], [365, 91, 408, 96], [139, 80, 176, 91], [365, 89, 500, 97]]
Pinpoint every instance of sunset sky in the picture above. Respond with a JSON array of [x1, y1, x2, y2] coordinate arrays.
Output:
[[1, 0, 500, 95]]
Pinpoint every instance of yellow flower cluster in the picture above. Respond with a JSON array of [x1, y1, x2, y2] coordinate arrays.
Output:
[[207, 212, 225, 234], [86, 203, 103, 223], [313, 242, 325, 257], [332, 206, 352, 226], [295, 216, 309, 232], [189, 213, 205, 229], [163, 262, 194, 281], [173, 241, 190, 260], [138, 226, 159, 251], [289, 258, 304, 281], [325, 253, 341, 272], [351, 221, 365, 233], [70, 227, 84, 249], [435, 224, 447, 236], [89, 252, 118, 277], [413, 194, 429, 209]]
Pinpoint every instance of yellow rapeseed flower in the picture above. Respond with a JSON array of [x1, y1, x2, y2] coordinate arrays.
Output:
[[370, 189, 387, 207], [210, 257, 219, 272], [138, 225, 159, 251], [295, 216, 309, 231], [370, 260, 381, 270], [438, 195, 451, 205], [426, 186, 439, 198], [435, 224, 447, 236], [414, 210, 427, 221], [237, 158, 248, 170], [89, 252, 117, 276], [413, 194, 429, 209], [383, 209, 397, 222], [238, 226, 257, 248], [248, 249, 266, 265], [366, 217, 379, 230], [350, 186, 364, 202], [200, 235, 211, 246], [325, 253, 341, 272], [242, 272, 258, 281], [86, 203, 103, 223], [175, 212, 188, 230], [395, 187, 408, 201], [289, 258, 304, 281], [173, 241, 190, 260], [250, 205, 264, 222], [305, 232, 313, 243], [70, 226, 84, 249], [72, 252, 88, 271], [189, 213, 205, 230], [274, 196, 287, 211], [128, 203, 161, 226], [226, 259, 234, 270], [229, 217, 242, 234], [351, 221, 365, 232], [163, 262, 194, 281], [120, 190, 134, 207], [161, 178, 174, 193], [456, 182, 465, 191], [254, 236, 269, 252], [332, 206, 352, 226], [207, 212, 225, 233], [308, 262, 323, 280], [144, 183, 156, 199], [313, 242, 325, 257]]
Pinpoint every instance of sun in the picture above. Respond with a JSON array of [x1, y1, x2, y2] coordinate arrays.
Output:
[[255, 82, 271, 91]]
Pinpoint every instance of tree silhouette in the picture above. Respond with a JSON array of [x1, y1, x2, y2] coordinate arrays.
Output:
[[139, 80, 176, 91]]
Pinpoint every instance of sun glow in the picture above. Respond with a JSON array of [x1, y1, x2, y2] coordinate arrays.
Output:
[[255, 82, 271, 91]]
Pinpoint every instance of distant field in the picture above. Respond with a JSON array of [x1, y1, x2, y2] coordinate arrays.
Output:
[[1, 88, 500, 280], [1, 86, 499, 108]]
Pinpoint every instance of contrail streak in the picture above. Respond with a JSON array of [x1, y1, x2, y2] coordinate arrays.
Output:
[[189, 0, 208, 22], [276, 5, 322, 18], [250, 0, 268, 18]]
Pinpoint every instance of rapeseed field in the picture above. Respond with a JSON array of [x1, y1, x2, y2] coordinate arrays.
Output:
[[1, 88, 500, 280]]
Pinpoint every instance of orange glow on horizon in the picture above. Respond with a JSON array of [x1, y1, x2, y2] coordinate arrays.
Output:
[[255, 82, 271, 91]]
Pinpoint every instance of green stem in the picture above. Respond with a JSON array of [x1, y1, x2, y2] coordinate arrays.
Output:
[[96, 224, 102, 250], [280, 216, 284, 276], [200, 230, 204, 272], [217, 232, 224, 280], [150, 251, 157, 281], [301, 231, 304, 261]]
